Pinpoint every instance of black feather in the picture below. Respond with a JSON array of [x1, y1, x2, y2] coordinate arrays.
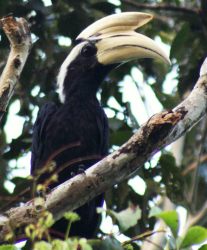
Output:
[[31, 40, 115, 238]]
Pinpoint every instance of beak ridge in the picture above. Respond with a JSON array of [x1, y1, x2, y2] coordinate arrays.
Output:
[[77, 12, 153, 40]]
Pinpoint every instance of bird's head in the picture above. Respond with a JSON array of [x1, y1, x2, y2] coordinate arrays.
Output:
[[57, 12, 170, 103]]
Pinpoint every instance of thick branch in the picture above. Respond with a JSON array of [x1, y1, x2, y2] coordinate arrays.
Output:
[[0, 16, 32, 121], [0, 57, 207, 242]]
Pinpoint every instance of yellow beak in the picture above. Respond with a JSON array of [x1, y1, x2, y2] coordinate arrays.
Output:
[[76, 12, 170, 66]]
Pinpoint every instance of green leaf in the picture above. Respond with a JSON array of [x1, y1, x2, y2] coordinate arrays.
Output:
[[34, 241, 52, 250], [0, 245, 17, 250], [123, 244, 134, 250], [124, 242, 140, 250], [66, 238, 92, 250], [51, 240, 69, 250], [64, 211, 80, 222], [111, 206, 141, 232], [155, 210, 179, 238], [79, 239, 93, 250], [198, 244, 207, 250], [181, 226, 207, 248], [89, 237, 124, 250]]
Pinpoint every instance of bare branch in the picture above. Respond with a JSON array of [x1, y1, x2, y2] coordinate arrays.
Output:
[[122, 0, 199, 16], [0, 57, 207, 242], [182, 154, 207, 175], [183, 201, 207, 236], [0, 16, 32, 122]]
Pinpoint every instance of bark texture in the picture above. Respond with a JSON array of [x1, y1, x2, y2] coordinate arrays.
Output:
[[0, 16, 32, 121]]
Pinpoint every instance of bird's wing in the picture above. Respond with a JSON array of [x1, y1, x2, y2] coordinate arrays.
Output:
[[96, 107, 109, 156], [31, 102, 58, 174]]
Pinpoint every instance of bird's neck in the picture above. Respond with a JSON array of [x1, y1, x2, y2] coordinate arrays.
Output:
[[61, 64, 115, 103], [64, 94, 99, 105], [64, 81, 100, 103]]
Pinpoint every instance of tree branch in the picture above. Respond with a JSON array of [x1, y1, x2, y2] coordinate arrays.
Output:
[[0, 16, 32, 122], [122, 0, 200, 16], [182, 153, 207, 175], [183, 200, 207, 236], [0, 57, 207, 242]]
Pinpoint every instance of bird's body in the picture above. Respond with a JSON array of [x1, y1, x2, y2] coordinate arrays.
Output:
[[31, 98, 109, 176], [31, 12, 170, 239], [31, 94, 109, 238]]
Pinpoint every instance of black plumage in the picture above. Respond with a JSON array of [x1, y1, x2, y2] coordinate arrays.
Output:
[[31, 41, 115, 238]]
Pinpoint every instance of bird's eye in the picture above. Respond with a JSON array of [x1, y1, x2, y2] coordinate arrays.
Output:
[[81, 43, 97, 57]]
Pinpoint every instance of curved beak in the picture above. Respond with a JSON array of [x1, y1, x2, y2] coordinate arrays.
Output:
[[95, 31, 170, 65], [76, 12, 170, 66]]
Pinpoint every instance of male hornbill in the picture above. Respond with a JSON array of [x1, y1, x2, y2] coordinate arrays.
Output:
[[31, 12, 170, 238]]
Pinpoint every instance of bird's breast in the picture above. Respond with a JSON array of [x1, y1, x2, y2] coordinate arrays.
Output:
[[40, 99, 108, 184]]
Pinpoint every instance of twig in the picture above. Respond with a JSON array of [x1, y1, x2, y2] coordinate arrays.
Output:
[[182, 153, 207, 175], [183, 201, 207, 235], [122, 0, 199, 16], [189, 118, 207, 209], [123, 229, 166, 245]]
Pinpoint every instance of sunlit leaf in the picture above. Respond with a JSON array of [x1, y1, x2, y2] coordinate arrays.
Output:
[[51, 240, 68, 250], [0, 245, 17, 250], [155, 210, 179, 238], [198, 244, 207, 250], [34, 241, 52, 250], [111, 206, 141, 232], [181, 226, 207, 248], [64, 211, 80, 222]]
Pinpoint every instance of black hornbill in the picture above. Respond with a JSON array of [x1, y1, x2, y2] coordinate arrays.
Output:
[[31, 12, 170, 238]]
